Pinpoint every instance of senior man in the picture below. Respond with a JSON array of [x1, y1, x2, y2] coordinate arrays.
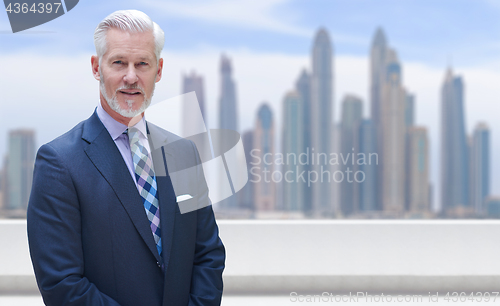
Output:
[[27, 10, 225, 306]]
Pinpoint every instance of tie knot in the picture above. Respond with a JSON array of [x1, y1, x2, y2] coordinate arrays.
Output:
[[127, 127, 141, 143]]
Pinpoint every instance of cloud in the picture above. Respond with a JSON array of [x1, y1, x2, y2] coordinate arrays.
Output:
[[141, 0, 311, 37], [484, 0, 500, 9]]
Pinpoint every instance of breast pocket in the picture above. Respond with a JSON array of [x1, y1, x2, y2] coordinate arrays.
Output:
[[175, 196, 199, 215]]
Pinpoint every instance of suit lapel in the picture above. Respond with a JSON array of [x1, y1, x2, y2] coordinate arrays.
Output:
[[148, 125, 176, 271], [156, 170, 176, 270], [82, 111, 162, 263]]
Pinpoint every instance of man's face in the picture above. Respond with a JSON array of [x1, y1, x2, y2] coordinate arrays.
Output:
[[92, 28, 163, 120]]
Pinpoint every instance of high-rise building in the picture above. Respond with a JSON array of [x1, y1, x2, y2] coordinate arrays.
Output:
[[370, 27, 388, 211], [380, 49, 406, 214], [310, 28, 333, 216], [282, 91, 304, 212], [238, 130, 255, 211], [254, 103, 275, 211], [295, 69, 312, 214], [408, 127, 430, 213], [219, 55, 238, 132], [182, 71, 206, 137], [404, 94, 415, 211], [339, 95, 363, 216], [355, 119, 378, 212], [331, 123, 342, 216], [441, 69, 470, 215], [1, 157, 7, 214], [6, 129, 35, 212], [371, 27, 388, 131], [486, 197, 500, 218], [218, 55, 239, 209], [470, 122, 490, 215], [182, 71, 205, 120], [405, 94, 415, 127]]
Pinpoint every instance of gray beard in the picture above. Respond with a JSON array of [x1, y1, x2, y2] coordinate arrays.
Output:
[[99, 76, 154, 118]]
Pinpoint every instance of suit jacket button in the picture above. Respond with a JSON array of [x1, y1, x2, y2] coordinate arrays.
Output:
[[157, 262, 161, 267]]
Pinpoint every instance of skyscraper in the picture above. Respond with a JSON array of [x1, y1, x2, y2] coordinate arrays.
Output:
[[0, 157, 7, 214], [331, 122, 342, 216], [182, 71, 205, 120], [282, 91, 304, 212], [470, 122, 490, 215], [219, 55, 238, 132], [408, 127, 430, 214], [486, 197, 500, 218], [405, 94, 415, 127], [355, 119, 378, 212], [370, 28, 388, 131], [218, 55, 239, 209], [370, 27, 388, 211], [339, 95, 363, 216], [441, 69, 469, 215], [238, 130, 255, 211], [254, 103, 275, 211], [182, 71, 206, 138], [404, 94, 415, 211], [295, 69, 313, 214], [310, 28, 333, 216], [380, 49, 406, 214], [6, 129, 35, 212]]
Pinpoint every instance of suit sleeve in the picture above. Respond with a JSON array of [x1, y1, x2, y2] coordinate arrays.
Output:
[[188, 141, 226, 306], [27, 144, 121, 306]]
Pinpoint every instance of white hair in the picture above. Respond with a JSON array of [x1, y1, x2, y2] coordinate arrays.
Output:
[[94, 10, 164, 65]]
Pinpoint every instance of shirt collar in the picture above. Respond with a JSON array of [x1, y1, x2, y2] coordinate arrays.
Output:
[[96, 103, 148, 140]]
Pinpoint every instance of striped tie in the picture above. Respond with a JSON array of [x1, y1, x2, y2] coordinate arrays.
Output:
[[128, 127, 162, 258]]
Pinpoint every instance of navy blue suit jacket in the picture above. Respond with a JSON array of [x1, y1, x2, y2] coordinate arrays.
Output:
[[27, 111, 225, 305]]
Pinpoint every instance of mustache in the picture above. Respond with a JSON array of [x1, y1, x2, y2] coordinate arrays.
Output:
[[115, 85, 145, 95]]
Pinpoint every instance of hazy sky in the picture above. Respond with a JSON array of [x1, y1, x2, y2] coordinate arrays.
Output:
[[1, 0, 500, 208]]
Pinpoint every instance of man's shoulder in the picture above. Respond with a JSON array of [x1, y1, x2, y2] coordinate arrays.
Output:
[[41, 112, 100, 155]]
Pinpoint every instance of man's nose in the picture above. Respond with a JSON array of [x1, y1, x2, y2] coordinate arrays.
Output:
[[123, 64, 139, 84]]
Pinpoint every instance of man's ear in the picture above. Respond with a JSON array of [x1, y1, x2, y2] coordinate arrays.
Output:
[[91, 55, 100, 81], [155, 58, 164, 83]]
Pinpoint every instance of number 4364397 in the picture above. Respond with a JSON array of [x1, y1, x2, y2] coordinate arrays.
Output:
[[6, 3, 62, 14]]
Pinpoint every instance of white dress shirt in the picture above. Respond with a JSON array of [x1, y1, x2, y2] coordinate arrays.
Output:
[[96, 103, 153, 185]]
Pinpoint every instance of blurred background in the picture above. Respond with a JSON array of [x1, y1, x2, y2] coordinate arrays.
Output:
[[1, 0, 500, 220], [4, 1, 500, 304]]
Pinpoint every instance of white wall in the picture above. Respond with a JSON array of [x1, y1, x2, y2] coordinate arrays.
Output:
[[2, 220, 500, 294]]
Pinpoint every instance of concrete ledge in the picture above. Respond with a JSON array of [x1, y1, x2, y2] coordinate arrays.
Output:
[[223, 275, 500, 294], [0, 275, 38, 295], [4, 274, 500, 295], [3, 220, 500, 294], [218, 220, 500, 294]]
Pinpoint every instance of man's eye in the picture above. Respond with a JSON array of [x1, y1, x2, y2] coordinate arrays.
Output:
[[139, 62, 148, 65], [113, 61, 123, 64]]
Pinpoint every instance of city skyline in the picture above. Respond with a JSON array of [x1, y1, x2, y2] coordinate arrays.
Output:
[[235, 27, 494, 217], [2, 52, 499, 202], [0, 59, 495, 219], [1, 6, 499, 214]]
